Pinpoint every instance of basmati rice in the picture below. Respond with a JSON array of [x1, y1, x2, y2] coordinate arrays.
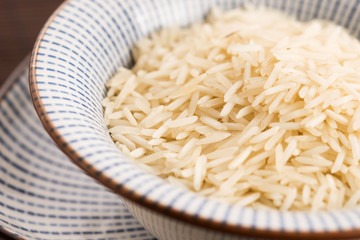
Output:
[[103, 7, 360, 211]]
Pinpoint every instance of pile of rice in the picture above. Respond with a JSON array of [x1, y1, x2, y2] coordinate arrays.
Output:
[[102, 7, 360, 211]]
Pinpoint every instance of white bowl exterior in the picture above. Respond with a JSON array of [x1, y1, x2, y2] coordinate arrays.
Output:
[[31, 0, 360, 238]]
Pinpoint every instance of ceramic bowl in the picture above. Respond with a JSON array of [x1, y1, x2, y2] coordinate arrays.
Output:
[[29, 0, 360, 239]]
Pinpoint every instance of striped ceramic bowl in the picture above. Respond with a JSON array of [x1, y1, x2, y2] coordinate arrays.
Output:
[[29, 0, 360, 239]]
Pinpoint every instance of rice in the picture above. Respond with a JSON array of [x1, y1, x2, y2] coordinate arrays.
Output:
[[103, 6, 360, 211]]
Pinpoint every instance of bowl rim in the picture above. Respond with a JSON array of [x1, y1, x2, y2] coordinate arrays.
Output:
[[29, 0, 360, 239]]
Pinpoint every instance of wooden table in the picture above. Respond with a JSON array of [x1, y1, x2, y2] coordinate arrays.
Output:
[[0, 0, 63, 86], [0, 1, 63, 239]]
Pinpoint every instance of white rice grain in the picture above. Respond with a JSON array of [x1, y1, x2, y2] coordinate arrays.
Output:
[[349, 134, 360, 164], [194, 155, 207, 191], [167, 116, 198, 128], [229, 146, 253, 169], [104, 7, 360, 211]]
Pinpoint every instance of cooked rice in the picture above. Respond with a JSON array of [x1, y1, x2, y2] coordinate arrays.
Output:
[[103, 7, 360, 211]]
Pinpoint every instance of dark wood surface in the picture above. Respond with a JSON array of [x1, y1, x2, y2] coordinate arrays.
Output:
[[0, 0, 63, 85], [0, 232, 11, 240], [0, 1, 63, 239], [0, 231, 16, 240]]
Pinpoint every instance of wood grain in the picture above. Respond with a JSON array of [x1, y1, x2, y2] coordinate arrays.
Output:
[[0, 0, 63, 85]]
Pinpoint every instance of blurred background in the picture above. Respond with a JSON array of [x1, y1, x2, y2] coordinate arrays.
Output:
[[0, 1, 64, 239], [0, 0, 63, 85]]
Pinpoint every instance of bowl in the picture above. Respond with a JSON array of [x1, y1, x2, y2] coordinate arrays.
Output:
[[29, 0, 360, 239]]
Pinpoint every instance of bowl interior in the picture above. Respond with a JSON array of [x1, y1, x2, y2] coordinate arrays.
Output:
[[30, 0, 360, 237]]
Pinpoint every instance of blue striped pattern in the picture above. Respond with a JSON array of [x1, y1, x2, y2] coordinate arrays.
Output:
[[0, 59, 156, 240], [30, 0, 360, 239]]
